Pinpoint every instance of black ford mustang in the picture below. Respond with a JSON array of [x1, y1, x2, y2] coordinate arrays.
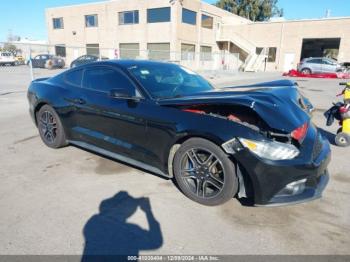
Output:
[[27, 60, 331, 206]]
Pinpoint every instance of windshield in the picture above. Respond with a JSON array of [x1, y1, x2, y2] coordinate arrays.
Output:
[[127, 63, 213, 99]]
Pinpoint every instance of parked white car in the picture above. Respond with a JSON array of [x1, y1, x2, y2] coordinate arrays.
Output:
[[0, 52, 16, 66], [297, 57, 345, 74]]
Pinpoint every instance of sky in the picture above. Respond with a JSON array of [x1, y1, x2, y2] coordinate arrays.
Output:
[[1, 0, 350, 42]]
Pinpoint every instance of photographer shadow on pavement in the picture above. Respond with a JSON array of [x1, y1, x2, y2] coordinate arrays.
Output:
[[82, 191, 163, 262]]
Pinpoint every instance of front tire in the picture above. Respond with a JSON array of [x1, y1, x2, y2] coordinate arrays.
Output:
[[173, 138, 238, 206], [36, 105, 68, 148]]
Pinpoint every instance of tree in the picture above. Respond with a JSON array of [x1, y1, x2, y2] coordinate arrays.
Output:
[[215, 0, 283, 22], [2, 43, 21, 56]]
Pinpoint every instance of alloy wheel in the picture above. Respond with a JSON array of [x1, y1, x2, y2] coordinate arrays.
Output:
[[39, 111, 58, 144], [180, 148, 225, 199]]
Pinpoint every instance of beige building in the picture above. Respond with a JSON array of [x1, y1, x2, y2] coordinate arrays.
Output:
[[223, 17, 350, 71], [46, 0, 350, 71]]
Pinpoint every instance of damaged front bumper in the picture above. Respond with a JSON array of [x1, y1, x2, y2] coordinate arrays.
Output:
[[227, 129, 331, 206], [255, 170, 329, 207]]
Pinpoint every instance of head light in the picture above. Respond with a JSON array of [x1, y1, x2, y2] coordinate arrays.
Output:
[[222, 137, 300, 160], [238, 138, 299, 160]]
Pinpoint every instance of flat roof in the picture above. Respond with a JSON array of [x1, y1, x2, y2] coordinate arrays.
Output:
[[46, 0, 109, 10], [45, 0, 350, 25], [254, 16, 350, 24], [46, 0, 247, 21]]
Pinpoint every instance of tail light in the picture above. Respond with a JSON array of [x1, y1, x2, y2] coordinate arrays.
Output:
[[291, 122, 308, 143]]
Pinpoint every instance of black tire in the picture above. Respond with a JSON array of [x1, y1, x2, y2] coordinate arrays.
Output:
[[301, 68, 312, 74], [36, 105, 68, 148], [335, 132, 350, 147], [173, 138, 238, 206]]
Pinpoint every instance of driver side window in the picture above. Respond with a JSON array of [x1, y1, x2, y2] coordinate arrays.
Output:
[[82, 66, 137, 96]]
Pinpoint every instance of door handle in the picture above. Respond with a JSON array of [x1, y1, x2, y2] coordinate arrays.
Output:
[[73, 98, 86, 105]]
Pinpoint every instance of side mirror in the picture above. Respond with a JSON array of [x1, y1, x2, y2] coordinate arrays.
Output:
[[110, 88, 133, 99]]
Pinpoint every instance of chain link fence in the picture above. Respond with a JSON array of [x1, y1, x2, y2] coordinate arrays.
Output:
[[0, 42, 241, 80]]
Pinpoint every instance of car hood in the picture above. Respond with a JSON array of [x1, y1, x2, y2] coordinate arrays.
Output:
[[158, 82, 309, 132]]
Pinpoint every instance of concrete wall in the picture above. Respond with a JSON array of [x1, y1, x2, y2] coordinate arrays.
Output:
[[231, 18, 350, 71], [46, 0, 246, 68], [47, 0, 176, 63], [46, 0, 350, 72]]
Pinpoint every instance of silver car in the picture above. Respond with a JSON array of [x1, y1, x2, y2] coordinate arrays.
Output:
[[297, 57, 344, 74]]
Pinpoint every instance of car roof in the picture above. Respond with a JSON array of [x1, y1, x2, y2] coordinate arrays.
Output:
[[90, 59, 177, 69]]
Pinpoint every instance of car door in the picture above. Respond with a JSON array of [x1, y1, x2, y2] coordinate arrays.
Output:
[[322, 58, 336, 73], [32, 55, 41, 68], [73, 65, 150, 163], [40, 55, 49, 68], [309, 58, 323, 73]]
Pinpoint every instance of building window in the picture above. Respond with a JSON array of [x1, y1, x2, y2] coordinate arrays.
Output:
[[55, 45, 66, 57], [147, 43, 170, 61], [119, 10, 139, 25], [85, 14, 98, 27], [268, 47, 277, 62], [53, 18, 64, 29], [256, 47, 263, 55], [200, 46, 212, 61], [182, 8, 196, 25], [120, 43, 140, 59], [201, 14, 213, 29], [147, 7, 171, 23], [181, 43, 195, 60], [86, 44, 100, 56]]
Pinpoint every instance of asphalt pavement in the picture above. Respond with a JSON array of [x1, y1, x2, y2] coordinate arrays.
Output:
[[0, 65, 349, 256]]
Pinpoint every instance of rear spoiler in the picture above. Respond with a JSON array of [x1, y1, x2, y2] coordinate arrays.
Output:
[[32, 77, 50, 83]]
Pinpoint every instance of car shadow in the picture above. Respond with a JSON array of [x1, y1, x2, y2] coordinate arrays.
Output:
[[81, 191, 163, 262], [318, 128, 336, 145]]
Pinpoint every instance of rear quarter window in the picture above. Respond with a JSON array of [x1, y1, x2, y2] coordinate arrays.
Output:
[[65, 69, 83, 87]]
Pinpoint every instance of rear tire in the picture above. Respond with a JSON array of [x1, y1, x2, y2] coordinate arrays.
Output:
[[46, 60, 54, 70], [301, 68, 312, 74], [173, 138, 238, 206], [36, 105, 68, 148], [335, 132, 350, 147]]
